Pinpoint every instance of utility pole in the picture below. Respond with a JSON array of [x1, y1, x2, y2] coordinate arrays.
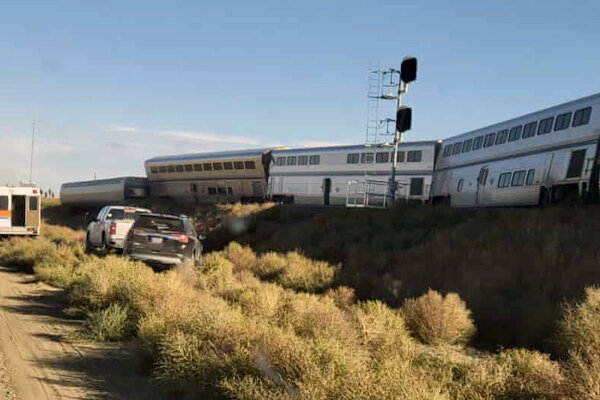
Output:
[[389, 57, 417, 205], [29, 120, 35, 185]]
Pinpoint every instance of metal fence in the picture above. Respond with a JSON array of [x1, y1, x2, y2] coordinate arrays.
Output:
[[346, 179, 393, 209]]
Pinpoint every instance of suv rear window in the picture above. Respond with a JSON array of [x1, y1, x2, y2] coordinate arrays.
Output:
[[133, 215, 185, 233]]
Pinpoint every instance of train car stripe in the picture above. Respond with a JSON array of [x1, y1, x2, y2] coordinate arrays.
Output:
[[435, 138, 599, 173]]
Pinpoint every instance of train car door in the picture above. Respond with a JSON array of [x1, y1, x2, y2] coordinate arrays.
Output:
[[476, 167, 489, 205], [323, 178, 331, 205]]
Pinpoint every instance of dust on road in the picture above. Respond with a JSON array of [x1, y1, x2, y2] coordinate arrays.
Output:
[[0, 266, 164, 400]]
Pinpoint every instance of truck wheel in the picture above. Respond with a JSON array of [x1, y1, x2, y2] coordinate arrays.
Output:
[[98, 234, 107, 251], [85, 234, 93, 254]]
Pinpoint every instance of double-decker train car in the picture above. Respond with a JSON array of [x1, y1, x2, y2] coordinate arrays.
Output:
[[431, 93, 600, 207], [60, 177, 148, 207], [144, 148, 275, 205], [268, 142, 439, 205]]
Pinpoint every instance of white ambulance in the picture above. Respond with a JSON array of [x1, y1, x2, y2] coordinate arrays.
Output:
[[0, 186, 41, 236]]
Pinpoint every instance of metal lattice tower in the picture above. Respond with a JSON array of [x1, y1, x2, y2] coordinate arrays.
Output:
[[365, 67, 401, 145]]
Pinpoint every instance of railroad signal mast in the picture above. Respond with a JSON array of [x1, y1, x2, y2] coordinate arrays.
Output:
[[390, 57, 417, 203], [365, 57, 418, 204]]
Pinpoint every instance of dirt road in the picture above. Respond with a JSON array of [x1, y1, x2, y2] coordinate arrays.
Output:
[[0, 266, 165, 400]]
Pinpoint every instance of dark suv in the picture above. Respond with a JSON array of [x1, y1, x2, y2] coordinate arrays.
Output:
[[123, 213, 203, 267]]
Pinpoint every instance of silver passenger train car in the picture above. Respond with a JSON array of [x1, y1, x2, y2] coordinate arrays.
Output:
[[60, 177, 148, 207], [144, 148, 275, 204], [431, 93, 599, 207], [268, 142, 439, 205]]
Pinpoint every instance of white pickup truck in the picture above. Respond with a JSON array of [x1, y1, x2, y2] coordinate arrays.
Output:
[[85, 205, 152, 252]]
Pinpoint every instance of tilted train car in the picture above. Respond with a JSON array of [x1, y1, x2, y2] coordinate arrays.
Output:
[[60, 177, 148, 207], [144, 148, 275, 205], [268, 142, 439, 205], [431, 93, 600, 207]]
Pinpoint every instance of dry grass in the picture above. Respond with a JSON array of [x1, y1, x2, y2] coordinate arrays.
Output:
[[402, 289, 476, 346], [5, 221, 600, 399], [557, 286, 600, 398], [221, 243, 339, 293]]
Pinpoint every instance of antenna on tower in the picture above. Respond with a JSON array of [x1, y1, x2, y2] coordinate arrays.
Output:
[[29, 120, 35, 185]]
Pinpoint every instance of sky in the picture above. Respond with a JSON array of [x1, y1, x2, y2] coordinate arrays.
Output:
[[1, 0, 600, 192]]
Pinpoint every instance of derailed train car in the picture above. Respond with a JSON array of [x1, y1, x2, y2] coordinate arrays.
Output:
[[60, 177, 148, 207], [144, 148, 275, 205], [431, 93, 600, 207], [268, 142, 438, 205]]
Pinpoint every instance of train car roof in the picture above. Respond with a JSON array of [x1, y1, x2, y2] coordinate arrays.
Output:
[[442, 92, 600, 144], [144, 147, 281, 164], [270, 141, 439, 156], [61, 176, 146, 189]]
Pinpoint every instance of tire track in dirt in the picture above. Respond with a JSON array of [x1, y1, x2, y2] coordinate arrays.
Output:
[[0, 266, 165, 400]]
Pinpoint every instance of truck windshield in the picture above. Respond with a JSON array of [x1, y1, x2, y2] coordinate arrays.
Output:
[[133, 215, 184, 233]]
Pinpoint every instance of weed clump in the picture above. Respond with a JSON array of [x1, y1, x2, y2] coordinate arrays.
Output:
[[85, 303, 133, 341], [557, 286, 600, 398], [402, 289, 476, 346]]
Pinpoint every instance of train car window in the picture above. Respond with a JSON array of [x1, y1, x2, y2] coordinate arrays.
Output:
[[233, 162, 244, 170], [175, 165, 184, 173], [309, 155, 320, 165], [573, 107, 592, 127], [457, 179, 464, 192], [462, 139, 473, 153], [286, 156, 297, 166], [185, 165, 193, 172], [472, 136, 484, 150], [508, 126, 522, 142], [29, 197, 38, 211], [484, 132, 496, 147], [193, 164, 202, 171], [554, 112, 572, 131], [276, 157, 286, 166], [158, 166, 167, 173], [407, 150, 422, 162], [452, 142, 462, 155], [498, 172, 511, 188], [208, 187, 217, 195], [203, 163, 213, 171], [511, 170, 526, 187], [0, 196, 8, 210], [223, 162, 233, 170], [443, 145, 452, 157], [213, 163, 223, 171], [495, 129, 508, 145], [217, 187, 227, 195], [167, 165, 176, 173], [538, 117, 554, 135], [361, 153, 374, 163], [244, 161, 256, 169], [522, 121, 538, 139], [375, 152, 389, 163], [526, 169, 535, 185], [347, 153, 359, 164], [297, 156, 308, 166], [227, 187, 233, 195], [409, 178, 424, 196], [397, 151, 405, 162], [150, 167, 159, 173]]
